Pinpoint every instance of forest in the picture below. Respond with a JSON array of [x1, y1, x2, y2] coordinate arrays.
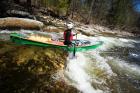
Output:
[[0, 0, 140, 33]]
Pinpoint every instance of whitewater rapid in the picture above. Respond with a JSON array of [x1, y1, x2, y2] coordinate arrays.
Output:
[[1, 30, 140, 93], [64, 34, 140, 93]]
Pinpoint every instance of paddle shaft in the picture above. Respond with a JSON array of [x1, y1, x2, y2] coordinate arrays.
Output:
[[73, 32, 77, 57], [71, 43, 75, 57]]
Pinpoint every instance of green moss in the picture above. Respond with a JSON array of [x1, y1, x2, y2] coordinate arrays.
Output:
[[0, 42, 77, 93]]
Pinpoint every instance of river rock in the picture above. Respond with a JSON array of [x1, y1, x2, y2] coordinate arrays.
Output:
[[7, 10, 34, 19], [0, 17, 44, 30], [0, 42, 79, 93], [43, 26, 65, 33]]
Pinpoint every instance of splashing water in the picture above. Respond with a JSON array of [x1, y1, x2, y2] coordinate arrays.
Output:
[[65, 53, 103, 93], [64, 33, 140, 93], [1, 29, 140, 93]]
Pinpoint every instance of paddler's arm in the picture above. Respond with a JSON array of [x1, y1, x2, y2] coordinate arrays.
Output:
[[72, 29, 79, 36]]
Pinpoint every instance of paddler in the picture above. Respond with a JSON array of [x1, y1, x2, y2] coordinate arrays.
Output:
[[63, 22, 77, 46], [63, 22, 78, 57]]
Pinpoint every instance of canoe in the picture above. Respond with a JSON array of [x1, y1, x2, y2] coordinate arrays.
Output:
[[10, 33, 103, 52]]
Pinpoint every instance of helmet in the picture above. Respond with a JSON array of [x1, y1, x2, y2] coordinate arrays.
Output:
[[66, 22, 74, 29]]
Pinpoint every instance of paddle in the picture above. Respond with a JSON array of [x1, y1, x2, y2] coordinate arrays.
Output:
[[73, 43, 76, 57], [73, 32, 77, 57]]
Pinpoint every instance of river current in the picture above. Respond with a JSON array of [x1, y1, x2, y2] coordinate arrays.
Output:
[[65, 34, 140, 93], [0, 30, 140, 93]]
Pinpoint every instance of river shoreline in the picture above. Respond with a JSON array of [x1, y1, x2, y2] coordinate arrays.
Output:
[[0, 20, 140, 93], [0, 17, 139, 39]]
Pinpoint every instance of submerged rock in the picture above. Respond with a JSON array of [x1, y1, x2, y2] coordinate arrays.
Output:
[[0, 42, 78, 93]]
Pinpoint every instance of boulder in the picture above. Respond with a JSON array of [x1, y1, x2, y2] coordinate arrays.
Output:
[[0, 42, 79, 93], [7, 10, 34, 19], [0, 17, 44, 30]]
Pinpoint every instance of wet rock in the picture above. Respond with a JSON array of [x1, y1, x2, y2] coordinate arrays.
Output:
[[37, 15, 66, 27], [0, 17, 44, 30], [0, 42, 78, 93], [43, 26, 65, 33], [7, 10, 34, 19], [76, 23, 135, 37]]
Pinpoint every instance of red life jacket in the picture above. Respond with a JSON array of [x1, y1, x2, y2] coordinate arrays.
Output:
[[64, 29, 73, 41]]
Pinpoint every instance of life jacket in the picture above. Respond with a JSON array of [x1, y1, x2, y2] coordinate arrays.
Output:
[[64, 29, 73, 41]]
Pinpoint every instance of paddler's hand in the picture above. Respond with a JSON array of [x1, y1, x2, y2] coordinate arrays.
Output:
[[73, 33, 77, 36]]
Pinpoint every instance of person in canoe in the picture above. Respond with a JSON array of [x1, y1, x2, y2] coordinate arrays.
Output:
[[63, 22, 77, 46], [63, 22, 77, 57]]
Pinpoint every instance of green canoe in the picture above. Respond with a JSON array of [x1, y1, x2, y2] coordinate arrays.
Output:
[[10, 33, 103, 52]]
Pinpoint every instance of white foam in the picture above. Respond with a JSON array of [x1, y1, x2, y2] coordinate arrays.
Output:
[[63, 31, 140, 92], [108, 58, 140, 78], [73, 34, 136, 52], [88, 51, 116, 77], [65, 53, 103, 93], [0, 30, 17, 34]]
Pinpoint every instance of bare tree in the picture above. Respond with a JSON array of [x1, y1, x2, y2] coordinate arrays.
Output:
[[86, 0, 96, 24]]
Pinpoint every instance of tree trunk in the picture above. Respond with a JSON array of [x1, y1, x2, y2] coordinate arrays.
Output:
[[27, 0, 31, 7], [27, 0, 32, 13], [66, 0, 72, 16], [86, 0, 96, 24], [14, 0, 20, 4]]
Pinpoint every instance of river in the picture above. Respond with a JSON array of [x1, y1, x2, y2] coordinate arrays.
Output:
[[65, 34, 140, 93], [0, 30, 140, 93]]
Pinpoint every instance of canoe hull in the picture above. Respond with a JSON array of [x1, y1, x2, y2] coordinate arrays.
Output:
[[10, 33, 103, 52]]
